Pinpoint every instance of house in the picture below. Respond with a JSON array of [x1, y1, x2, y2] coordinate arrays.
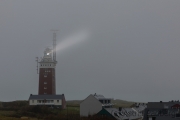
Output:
[[97, 103, 146, 120], [143, 101, 180, 120], [28, 94, 66, 109], [80, 94, 146, 119], [80, 93, 113, 117]]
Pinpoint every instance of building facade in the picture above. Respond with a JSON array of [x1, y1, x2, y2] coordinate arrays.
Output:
[[143, 101, 180, 120], [80, 94, 113, 117], [29, 94, 66, 109]]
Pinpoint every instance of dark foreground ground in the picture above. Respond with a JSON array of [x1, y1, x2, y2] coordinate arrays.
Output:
[[0, 100, 134, 120]]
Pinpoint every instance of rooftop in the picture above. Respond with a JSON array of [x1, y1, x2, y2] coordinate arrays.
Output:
[[29, 94, 64, 100]]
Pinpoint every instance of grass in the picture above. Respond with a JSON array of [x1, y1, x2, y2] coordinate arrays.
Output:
[[0, 111, 15, 116], [0, 99, 137, 120], [0, 110, 39, 120], [0, 105, 80, 120], [50, 106, 79, 115], [112, 99, 135, 108], [0, 116, 38, 120]]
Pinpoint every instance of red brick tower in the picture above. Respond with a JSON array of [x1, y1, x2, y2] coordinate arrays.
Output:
[[38, 48, 56, 95]]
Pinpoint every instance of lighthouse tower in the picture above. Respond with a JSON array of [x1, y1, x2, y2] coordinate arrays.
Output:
[[38, 48, 56, 95], [28, 31, 66, 109], [29, 30, 66, 109], [38, 31, 58, 95]]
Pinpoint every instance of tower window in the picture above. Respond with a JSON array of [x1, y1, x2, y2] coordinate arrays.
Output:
[[44, 82, 47, 84], [44, 75, 47, 77], [44, 87, 47, 89]]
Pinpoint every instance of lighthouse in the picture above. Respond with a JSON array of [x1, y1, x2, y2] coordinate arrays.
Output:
[[38, 47, 56, 95], [28, 31, 66, 109]]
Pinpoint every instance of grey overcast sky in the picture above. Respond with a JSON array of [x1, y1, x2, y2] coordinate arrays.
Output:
[[0, 0, 180, 102]]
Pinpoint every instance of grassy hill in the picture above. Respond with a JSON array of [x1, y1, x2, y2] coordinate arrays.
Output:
[[66, 99, 135, 108], [0, 99, 136, 108], [111, 99, 135, 108], [66, 100, 82, 106]]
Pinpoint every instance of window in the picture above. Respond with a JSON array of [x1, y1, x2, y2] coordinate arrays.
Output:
[[32, 100, 34, 103], [44, 82, 47, 84], [57, 100, 59, 103], [44, 87, 47, 89], [44, 93, 47, 94], [44, 75, 47, 77]]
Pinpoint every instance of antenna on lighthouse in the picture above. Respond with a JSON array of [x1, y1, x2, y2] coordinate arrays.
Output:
[[36, 57, 39, 74], [51, 30, 59, 63]]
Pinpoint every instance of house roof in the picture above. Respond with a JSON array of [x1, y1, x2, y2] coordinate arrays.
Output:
[[100, 108, 143, 120], [132, 104, 147, 112], [148, 102, 180, 109], [93, 94, 112, 100], [28, 94, 64, 100]]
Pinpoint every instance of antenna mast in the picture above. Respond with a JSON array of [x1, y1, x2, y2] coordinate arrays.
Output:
[[51, 30, 59, 63], [36, 57, 39, 74]]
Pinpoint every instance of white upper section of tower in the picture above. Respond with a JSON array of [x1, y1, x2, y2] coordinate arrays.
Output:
[[39, 48, 57, 68]]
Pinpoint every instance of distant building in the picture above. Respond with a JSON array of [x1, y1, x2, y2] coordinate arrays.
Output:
[[80, 93, 146, 120], [143, 101, 180, 120], [97, 103, 146, 120], [29, 94, 66, 109], [80, 93, 113, 117]]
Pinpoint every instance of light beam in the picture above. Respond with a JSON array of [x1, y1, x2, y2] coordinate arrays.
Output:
[[56, 29, 90, 53]]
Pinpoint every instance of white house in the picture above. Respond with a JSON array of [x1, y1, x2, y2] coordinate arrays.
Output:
[[80, 93, 113, 117], [28, 94, 66, 109]]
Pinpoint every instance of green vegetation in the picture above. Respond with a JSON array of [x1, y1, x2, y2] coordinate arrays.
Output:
[[66, 100, 82, 106], [0, 99, 135, 119], [112, 99, 135, 108]]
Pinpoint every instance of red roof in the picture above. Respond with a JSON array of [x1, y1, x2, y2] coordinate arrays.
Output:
[[171, 104, 180, 108]]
